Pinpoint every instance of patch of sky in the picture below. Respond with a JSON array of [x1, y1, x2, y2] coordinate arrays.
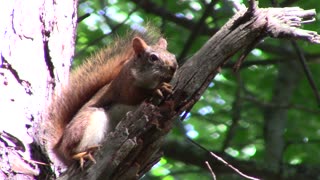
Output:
[[251, 48, 262, 56], [214, 95, 226, 105], [241, 144, 257, 157], [210, 132, 220, 139], [79, 2, 94, 14], [185, 11, 194, 20], [152, 158, 167, 169], [214, 74, 227, 82], [105, 7, 127, 22], [151, 165, 170, 176], [208, 82, 215, 88], [175, 13, 185, 18], [108, 0, 118, 4], [216, 124, 227, 132], [198, 106, 214, 115], [82, 13, 102, 31], [131, 22, 147, 33], [185, 124, 199, 138], [130, 14, 144, 24], [97, 9, 105, 16], [289, 158, 302, 165], [190, 1, 201, 11], [214, 3, 221, 10], [101, 25, 111, 34]]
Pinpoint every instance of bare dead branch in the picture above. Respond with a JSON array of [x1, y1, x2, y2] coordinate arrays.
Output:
[[291, 41, 320, 106], [265, 7, 320, 43], [205, 161, 217, 180], [209, 152, 260, 180]]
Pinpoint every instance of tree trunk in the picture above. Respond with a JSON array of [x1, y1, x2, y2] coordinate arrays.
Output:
[[264, 57, 302, 173], [0, 0, 77, 179]]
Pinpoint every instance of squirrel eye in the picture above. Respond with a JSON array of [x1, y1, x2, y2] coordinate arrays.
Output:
[[149, 53, 159, 62]]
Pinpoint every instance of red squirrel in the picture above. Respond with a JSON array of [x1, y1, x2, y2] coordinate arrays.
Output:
[[46, 29, 178, 169]]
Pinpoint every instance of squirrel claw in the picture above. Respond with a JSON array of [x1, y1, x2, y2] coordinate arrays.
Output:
[[151, 82, 173, 103], [72, 145, 101, 169], [153, 82, 173, 99], [159, 82, 173, 95], [155, 89, 164, 98], [160, 82, 173, 94]]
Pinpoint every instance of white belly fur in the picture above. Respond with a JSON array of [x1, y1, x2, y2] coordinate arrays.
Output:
[[76, 104, 137, 152], [76, 108, 108, 152]]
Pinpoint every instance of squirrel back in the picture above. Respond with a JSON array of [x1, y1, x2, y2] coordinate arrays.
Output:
[[46, 27, 166, 149]]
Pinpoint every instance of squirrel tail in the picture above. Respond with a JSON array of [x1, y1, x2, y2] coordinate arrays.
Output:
[[44, 25, 163, 151]]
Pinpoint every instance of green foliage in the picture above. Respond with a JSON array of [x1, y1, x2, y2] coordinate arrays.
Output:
[[76, 0, 320, 179]]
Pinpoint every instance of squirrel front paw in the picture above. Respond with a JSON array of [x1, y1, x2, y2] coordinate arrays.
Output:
[[154, 82, 173, 98]]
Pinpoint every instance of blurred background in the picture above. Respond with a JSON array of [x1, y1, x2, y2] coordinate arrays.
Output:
[[75, 0, 320, 179]]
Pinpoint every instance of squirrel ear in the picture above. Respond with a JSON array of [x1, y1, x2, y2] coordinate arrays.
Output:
[[132, 37, 148, 54], [157, 38, 167, 49]]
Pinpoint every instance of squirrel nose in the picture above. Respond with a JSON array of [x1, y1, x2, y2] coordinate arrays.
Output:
[[170, 65, 177, 72], [168, 64, 177, 76], [172, 61, 178, 71]]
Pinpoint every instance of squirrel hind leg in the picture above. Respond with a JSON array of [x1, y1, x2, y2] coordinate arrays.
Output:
[[72, 145, 101, 169], [72, 107, 108, 168]]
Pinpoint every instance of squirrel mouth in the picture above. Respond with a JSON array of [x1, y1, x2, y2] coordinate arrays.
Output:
[[161, 71, 175, 82]]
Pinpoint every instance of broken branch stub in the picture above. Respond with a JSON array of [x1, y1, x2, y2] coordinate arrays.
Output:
[[262, 7, 320, 43]]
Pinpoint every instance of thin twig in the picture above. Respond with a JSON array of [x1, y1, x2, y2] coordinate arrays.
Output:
[[247, 0, 258, 13], [233, 36, 264, 72], [231, 0, 246, 12], [187, 138, 260, 180], [269, 0, 320, 106], [75, 7, 137, 58], [222, 72, 242, 150], [77, 13, 90, 23], [291, 41, 320, 107], [223, 56, 320, 69], [209, 152, 260, 180], [243, 93, 320, 114], [205, 161, 217, 180], [178, 0, 218, 62]]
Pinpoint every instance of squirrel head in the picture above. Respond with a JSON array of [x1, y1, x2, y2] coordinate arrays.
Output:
[[131, 37, 178, 89]]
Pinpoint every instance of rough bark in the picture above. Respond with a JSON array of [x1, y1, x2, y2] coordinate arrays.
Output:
[[0, 0, 77, 179]]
